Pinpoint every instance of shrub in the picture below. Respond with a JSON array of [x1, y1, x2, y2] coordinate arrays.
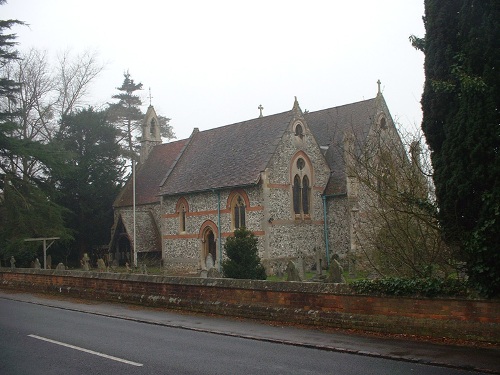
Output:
[[222, 227, 267, 280]]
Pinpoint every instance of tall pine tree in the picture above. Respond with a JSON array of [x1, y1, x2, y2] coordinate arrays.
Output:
[[108, 71, 144, 162], [420, 0, 499, 296]]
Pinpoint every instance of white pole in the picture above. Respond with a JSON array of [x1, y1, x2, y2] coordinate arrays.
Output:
[[133, 160, 137, 267]]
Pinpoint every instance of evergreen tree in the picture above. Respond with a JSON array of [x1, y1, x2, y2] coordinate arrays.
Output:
[[107, 71, 144, 161], [222, 227, 267, 280], [55, 107, 123, 262], [419, 0, 499, 296]]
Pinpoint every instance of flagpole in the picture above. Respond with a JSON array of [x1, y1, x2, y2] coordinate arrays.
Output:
[[133, 159, 137, 268]]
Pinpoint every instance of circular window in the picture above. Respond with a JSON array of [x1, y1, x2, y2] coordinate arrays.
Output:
[[296, 158, 305, 170]]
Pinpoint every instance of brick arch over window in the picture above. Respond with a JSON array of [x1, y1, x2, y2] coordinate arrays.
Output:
[[290, 151, 313, 219], [227, 189, 249, 230], [175, 197, 189, 233]]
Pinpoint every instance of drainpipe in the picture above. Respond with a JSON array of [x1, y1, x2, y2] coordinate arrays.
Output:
[[322, 195, 329, 266], [217, 190, 222, 271]]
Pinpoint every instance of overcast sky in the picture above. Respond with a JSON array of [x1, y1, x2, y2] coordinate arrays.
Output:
[[3, 0, 426, 140]]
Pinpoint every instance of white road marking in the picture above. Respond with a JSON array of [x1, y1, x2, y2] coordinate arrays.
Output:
[[28, 334, 143, 367]]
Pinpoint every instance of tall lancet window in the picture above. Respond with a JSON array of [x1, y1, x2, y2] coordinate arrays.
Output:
[[291, 154, 313, 220], [293, 175, 301, 215], [233, 195, 246, 229], [302, 175, 310, 215], [150, 118, 156, 137]]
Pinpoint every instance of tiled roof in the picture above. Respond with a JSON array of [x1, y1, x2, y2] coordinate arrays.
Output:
[[159, 110, 294, 196], [305, 98, 378, 194], [116, 96, 380, 203], [114, 138, 188, 207]]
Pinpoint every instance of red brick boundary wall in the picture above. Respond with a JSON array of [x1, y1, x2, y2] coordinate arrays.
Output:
[[1, 268, 499, 343]]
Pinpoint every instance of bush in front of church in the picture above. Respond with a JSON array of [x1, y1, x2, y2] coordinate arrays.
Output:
[[222, 227, 267, 280]]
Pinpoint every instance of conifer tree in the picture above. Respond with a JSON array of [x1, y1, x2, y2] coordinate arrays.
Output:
[[108, 71, 144, 161], [419, 0, 499, 296], [222, 227, 267, 280]]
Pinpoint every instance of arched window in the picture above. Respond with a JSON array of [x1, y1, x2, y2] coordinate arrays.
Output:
[[150, 118, 156, 137], [232, 195, 246, 229], [302, 175, 310, 215], [293, 175, 301, 214], [176, 198, 189, 234], [295, 123, 304, 137], [291, 153, 313, 220], [179, 204, 186, 233]]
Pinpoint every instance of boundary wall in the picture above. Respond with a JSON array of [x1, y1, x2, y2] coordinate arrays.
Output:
[[1, 269, 499, 343]]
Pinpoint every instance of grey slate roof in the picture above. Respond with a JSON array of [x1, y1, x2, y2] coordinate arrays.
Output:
[[115, 95, 382, 204], [114, 138, 188, 207], [305, 97, 378, 194], [158, 110, 294, 196]]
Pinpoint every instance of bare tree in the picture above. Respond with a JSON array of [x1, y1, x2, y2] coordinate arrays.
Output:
[[346, 123, 455, 278], [55, 49, 103, 120]]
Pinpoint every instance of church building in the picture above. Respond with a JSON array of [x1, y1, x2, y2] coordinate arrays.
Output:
[[110, 83, 404, 275]]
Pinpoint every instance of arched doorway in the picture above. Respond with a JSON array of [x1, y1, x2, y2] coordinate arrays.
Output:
[[203, 228, 217, 267]]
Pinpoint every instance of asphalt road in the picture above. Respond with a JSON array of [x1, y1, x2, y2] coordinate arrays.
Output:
[[0, 296, 492, 375]]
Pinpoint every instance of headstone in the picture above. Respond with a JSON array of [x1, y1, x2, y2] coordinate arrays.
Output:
[[285, 260, 301, 282], [199, 269, 208, 278], [327, 255, 345, 283], [315, 249, 322, 277], [207, 267, 221, 278], [34, 258, 41, 269], [205, 254, 214, 270], [46, 255, 52, 269], [10, 256, 16, 269], [56, 262, 66, 270], [97, 258, 106, 272], [297, 254, 305, 280], [81, 253, 90, 271]]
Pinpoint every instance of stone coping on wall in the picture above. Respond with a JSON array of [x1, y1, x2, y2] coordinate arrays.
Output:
[[0, 267, 352, 294]]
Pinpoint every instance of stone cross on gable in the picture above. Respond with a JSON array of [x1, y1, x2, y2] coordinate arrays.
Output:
[[377, 79, 381, 94], [258, 104, 264, 118], [148, 87, 153, 106]]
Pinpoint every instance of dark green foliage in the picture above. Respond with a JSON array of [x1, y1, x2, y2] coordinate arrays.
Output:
[[107, 71, 144, 160], [420, 0, 500, 297], [350, 277, 467, 298], [54, 107, 123, 261], [222, 227, 267, 280]]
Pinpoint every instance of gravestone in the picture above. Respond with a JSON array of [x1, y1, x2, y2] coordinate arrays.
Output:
[[34, 258, 41, 269], [81, 253, 90, 271], [56, 262, 66, 270], [200, 269, 208, 278], [327, 255, 345, 283], [97, 258, 106, 272], [286, 260, 301, 282], [10, 256, 16, 269], [205, 253, 214, 270], [207, 267, 221, 278], [297, 254, 305, 280]]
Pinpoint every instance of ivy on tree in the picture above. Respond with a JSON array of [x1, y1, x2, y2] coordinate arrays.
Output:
[[222, 227, 267, 280], [418, 0, 499, 297]]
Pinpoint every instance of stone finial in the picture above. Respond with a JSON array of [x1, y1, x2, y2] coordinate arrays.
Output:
[[258, 104, 264, 118], [377, 79, 381, 95]]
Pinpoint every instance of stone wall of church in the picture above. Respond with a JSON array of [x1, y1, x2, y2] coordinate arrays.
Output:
[[111, 203, 162, 265], [261, 124, 331, 274], [161, 187, 266, 275]]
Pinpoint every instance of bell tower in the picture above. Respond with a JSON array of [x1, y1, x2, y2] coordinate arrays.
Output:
[[140, 105, 162, 164]]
